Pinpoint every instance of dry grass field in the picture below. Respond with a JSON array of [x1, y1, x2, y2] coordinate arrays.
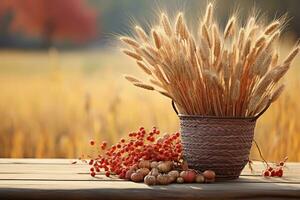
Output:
[[0, 42, 299, 161]]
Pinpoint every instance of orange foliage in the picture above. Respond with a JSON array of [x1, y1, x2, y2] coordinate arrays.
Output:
[[0, 0, 97, 43], [0, 0, 11, 19]]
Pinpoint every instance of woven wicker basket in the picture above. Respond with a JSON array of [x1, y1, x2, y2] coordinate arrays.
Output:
[[172, 101, 270, 180]]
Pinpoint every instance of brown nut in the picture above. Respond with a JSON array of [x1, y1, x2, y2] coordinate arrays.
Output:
[[168, 170, 180, 182], [125, 169, 135, 180], [203, 170, 216, 183], [156, 174, 172, 185], [150, 168, 159, 177], [180, 170, 197, 183], [195, 174, 205, 183], [144, 175, 156, 185], [138, 160, 151, 169], [131, 172, 144, 182], [137, 168, 150, 177], [176, 176, 184, 184], [150, 161, 159, 169], [157, 161, 173, 173]]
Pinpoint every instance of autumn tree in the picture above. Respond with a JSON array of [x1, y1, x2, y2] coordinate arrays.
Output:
[[0, 0, 97, 48], [0, 0, 11, 20]]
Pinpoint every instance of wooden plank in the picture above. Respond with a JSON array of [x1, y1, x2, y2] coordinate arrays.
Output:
[[0, 159, 77, 165], [0, 181, 299, 200], [1, 158, 300, 167], [0, 173, 300, 183], [0, 162, 299, 176], [0, 163, 87, 174], [0, 159, 300, 200], [0, 161, 299, 182]]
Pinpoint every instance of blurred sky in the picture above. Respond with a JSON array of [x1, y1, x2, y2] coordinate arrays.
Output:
[[0, 0, 299, 49]]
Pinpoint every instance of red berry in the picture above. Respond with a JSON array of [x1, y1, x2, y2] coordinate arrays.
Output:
[[86, 127, 185, 181], [263, 170, 271, 177], [271, 170, 276, 177], [276, 169, 283, 177], [267, 166, 273, 172], [91, 172, 96, 177], [89, 159, 94, 165], [119, 172, 126, 179], [101, 141, 107, 150]]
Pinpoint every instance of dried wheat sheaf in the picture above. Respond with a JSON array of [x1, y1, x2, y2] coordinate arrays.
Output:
[[121, 3, 299, 117]]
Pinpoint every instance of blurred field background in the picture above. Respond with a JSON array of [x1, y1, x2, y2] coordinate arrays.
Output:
[[0, 0, 300, 161]]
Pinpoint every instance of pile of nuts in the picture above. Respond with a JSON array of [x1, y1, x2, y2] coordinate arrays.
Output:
[[83, 127, 216, 185], [80, 127, 288, 184], [125, 160, 215, 185], [87, 127, 183, 179]]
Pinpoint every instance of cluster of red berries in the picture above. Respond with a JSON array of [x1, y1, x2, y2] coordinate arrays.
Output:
[[87, 127, 182, 178], [262, 157, 287, 177]]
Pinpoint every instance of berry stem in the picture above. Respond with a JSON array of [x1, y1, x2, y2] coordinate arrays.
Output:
[[253, 139, 269, 167]]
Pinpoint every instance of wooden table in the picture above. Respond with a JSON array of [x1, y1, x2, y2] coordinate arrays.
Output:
[[0, 159, 299, 200]]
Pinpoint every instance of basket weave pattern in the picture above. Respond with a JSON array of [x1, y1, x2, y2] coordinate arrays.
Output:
[[179, 115, 256, 180]]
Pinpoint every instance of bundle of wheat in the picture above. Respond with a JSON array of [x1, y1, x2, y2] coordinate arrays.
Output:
[[121, 3, 299, 117]]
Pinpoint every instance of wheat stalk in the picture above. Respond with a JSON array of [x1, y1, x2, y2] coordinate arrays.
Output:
[[121, 3, 299, 117], [133, 83, 154, 90], [136, 61, 152, 75], [161, 13, 172, 37], [124, 75, 141, 83], [120, 37, 139, 48], [270, 84, 285, 103]]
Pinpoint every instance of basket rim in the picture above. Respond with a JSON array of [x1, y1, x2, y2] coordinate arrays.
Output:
[[178, 114, 257, 121]]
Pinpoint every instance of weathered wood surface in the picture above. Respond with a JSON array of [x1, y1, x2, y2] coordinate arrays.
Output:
[[0, 159, 299, 200]]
